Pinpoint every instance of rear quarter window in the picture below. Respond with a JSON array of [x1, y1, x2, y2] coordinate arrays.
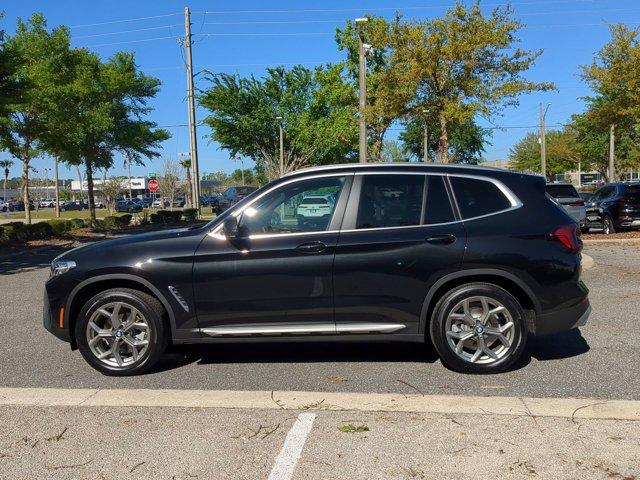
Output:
[[450, 176, 512, 219]]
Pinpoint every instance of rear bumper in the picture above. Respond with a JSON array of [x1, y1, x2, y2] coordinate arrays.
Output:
[[534, 296, 590, 336]]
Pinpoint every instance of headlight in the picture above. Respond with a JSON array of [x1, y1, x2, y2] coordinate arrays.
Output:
[[50, 260, 77, 276]]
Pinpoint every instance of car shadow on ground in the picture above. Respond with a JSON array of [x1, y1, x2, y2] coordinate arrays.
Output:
[[0, 246, 70, 275], [149, 328, 590, 375]]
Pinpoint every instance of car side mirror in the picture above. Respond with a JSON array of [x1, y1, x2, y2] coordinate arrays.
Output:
[[223, 215, 239, 238]]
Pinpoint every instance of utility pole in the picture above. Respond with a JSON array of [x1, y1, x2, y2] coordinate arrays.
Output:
[[609, 123, 615, 182], [184, 7, 201, 213], [422, 109, 429, 162], [125, 155, 133, 200], [539, 103, 550, 180], [356, 17, 369, 163], [276, 116, 284, 176], [54, 160, 60, 218]]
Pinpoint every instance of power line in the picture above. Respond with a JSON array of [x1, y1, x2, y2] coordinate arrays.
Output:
[[86, 35, 181, 48], [72, 24, 182, 39], [69, 12, 182, 29], [197, 0, 607, 15], [198, 32, 334, 37]]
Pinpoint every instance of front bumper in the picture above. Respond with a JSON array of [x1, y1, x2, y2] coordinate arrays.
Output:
[[43, 287, 71, 343], [534, 296, 591, 336]]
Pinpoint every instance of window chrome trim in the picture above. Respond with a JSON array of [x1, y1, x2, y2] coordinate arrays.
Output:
[[209, 170, 522, 238], [208, 172, 350, 239]]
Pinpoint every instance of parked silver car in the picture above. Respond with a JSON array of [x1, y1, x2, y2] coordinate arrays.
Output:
[[546, 183, 587, 231]]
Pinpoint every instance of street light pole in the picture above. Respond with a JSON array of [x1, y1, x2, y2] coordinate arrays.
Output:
[[609, 123, 615, 182], [184, 7, 201, 213], [540, 102, 550, 180], [276, 116, 284, 177], [54, 159, 60, 218], [356, 17, 369, 163], [422, 109, 430, 162]]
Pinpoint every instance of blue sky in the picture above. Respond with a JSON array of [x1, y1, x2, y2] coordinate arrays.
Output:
[[2, 0, 639, 180]]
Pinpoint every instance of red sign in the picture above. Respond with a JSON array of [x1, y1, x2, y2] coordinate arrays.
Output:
[[148, 179, 158, 192]]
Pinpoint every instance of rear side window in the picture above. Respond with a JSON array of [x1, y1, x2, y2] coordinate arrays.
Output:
[[545, 184, 579, 199], [624, 185, 640, 198], [356, 174, 424, 229], [450, 176, 512, 219], [424, 176, 455, 224]]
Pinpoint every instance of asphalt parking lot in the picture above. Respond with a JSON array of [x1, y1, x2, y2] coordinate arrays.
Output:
[[0, 244, 638, 400]]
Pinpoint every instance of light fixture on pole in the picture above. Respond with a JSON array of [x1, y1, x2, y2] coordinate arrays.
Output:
[[422, 109, 430, 163], [276, 116, 284, 177], [355, 17, 369, 163]]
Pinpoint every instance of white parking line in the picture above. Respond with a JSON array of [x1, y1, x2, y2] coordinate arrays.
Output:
[[268, 412, 316, 480]]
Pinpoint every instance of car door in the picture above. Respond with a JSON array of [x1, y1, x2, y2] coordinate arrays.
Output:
[[332, 173, 466, 335], [192, 173, 352, 336], [590, 185, 615, 224]]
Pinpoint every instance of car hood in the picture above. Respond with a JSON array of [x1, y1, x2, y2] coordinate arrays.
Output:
[[57, 227, 201, 263]]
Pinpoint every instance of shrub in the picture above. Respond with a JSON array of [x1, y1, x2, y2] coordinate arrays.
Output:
[[69, 218, 87, 229], [27, 222, 54, 240], [48, 219, 72, 236], [182, 208, 198, 222], [155, 210, 183, 224], [92, 219, 106, 230], [116, 214, 132, 228], [149, 213, 162, 224], [103, 216, 119, 229]]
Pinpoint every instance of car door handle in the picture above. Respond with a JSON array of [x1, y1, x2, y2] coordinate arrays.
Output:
[[296, 241, 327, 254], [425, 234, 456, 245]]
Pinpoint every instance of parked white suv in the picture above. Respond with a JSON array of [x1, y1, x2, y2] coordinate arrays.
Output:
[[296, 195, 335, 218]]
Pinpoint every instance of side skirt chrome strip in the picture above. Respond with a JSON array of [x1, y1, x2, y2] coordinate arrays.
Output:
[[201, 323, 406, 337]]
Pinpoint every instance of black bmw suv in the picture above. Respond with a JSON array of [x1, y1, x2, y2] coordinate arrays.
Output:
[[44, 163, 590, 375], [585, 182, 640, 234]]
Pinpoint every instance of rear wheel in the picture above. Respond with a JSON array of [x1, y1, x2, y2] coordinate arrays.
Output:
[[75, 288, 168, 376], [430, 283, 527, 374], [603, 215, 615, 234]]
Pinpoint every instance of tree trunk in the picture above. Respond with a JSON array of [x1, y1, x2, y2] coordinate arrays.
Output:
[[437, 112, 450, 163], [85, 158, 96, 227], [22, 151, 31, 225]]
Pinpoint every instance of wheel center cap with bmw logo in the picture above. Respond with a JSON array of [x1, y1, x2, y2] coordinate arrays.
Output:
[[115, 330, 124, 338], [474, 324, 485, 334]]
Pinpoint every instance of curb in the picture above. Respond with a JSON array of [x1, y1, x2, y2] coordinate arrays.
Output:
[[583, 238, 640, 245], [0, 388, 638, 422], [581, 253, 595, 270]]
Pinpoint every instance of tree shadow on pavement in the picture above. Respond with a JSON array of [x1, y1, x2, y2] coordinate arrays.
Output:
[[0, 246, 70, 276], [150, 341, 440, 374]]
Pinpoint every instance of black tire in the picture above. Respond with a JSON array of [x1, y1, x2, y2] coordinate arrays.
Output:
[[603, 215, 615, 234], [75, 288, 169, 376], [429, 283, 528, 374]]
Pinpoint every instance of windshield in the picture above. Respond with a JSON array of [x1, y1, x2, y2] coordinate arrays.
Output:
[[625, 185, 640, 198], [545, 184, 579, 199]]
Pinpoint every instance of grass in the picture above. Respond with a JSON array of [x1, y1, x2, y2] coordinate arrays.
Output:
[[337, 423, 370, 434], [2, 208, 216, 222]]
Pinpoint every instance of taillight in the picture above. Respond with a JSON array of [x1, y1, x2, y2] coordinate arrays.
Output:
[[547, 225, 583, 253]]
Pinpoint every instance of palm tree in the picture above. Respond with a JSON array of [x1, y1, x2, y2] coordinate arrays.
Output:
[[0, 160, 13, 203], [179, 158, 192, 208]]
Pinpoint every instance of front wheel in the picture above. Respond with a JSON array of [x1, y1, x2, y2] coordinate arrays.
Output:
[[75, 288, 169, 376], [430, 283, 527, 374]]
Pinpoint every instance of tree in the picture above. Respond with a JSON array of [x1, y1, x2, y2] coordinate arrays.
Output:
[[0, 14, 74, 223], [157, 160, 183, 210], [100, 177, 124, 213], [390, 2, 552, 162], [509, 128, 581, 178], [400, 116, 487, 163], [179, 158, 192, 207], [0, 159, 13, 201], [380, 140, 409, 163], [200, 64, 357, 180], [230, 168, 255, 184], [577, 24, 640, 179], [47, 49, 169, 226], [0, 12, 22, 139]]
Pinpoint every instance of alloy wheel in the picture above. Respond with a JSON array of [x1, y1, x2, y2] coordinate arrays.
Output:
[[86, 301, 151, 368], [445, 296, 515, 365]]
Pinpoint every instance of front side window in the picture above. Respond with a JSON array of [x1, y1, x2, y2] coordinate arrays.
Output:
[[239, 176, 345, 235], [356, 174, 424, 229], [450, 176, 512, 219]]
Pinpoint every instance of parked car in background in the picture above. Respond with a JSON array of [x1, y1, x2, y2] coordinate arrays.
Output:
[[214, 186, 258, 214], [172, 197, 186, 208], [39, 199, 56, 208], [578, 192, 593, 203], [115, 200, 143, 213], [11, 200, 35, 211], [0, 199, 8, 212], [44, 163, 589, 376], [545, 182, 587, 232], [60, 201, 87, 212], [586, 182, 640, 234], [151, 198, 166, 208]]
